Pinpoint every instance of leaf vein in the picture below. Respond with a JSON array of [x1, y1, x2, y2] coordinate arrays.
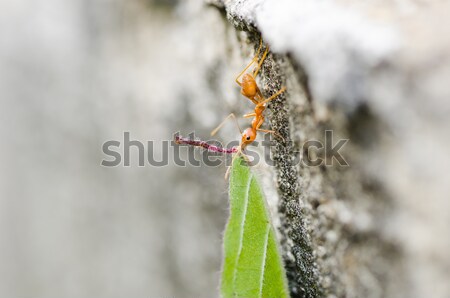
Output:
[[232, 171, 253, 295], [259, 225, 271, 297]]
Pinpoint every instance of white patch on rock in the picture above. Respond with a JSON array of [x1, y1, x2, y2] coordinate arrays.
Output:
[[228, 0, 400, 111]]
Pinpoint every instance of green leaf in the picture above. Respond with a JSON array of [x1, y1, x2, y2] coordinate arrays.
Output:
[[221, 157, 290, 298]]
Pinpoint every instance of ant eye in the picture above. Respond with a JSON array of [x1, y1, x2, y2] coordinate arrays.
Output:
[[246, 136, 251, 140]]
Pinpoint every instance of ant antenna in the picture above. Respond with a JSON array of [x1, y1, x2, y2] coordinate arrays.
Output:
[[211, 113, 242, 136]]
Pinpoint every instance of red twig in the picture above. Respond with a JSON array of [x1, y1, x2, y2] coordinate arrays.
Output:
[[175, 135, 238, 154]]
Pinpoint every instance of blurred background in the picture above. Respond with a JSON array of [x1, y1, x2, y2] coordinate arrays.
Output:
[[0, 0, 238, 297]]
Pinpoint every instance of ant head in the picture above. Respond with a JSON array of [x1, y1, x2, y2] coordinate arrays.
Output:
[[241, 128, 256, 147]]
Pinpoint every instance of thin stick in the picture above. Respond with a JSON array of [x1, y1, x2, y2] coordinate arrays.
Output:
[[175, 135, 238, 154]]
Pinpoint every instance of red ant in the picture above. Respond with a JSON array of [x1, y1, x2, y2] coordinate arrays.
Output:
[[174, 38, 286, 178], [211, 38, 286, 170]]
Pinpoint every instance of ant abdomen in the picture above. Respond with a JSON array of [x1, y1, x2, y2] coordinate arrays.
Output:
[[240, 74, 257, 98]]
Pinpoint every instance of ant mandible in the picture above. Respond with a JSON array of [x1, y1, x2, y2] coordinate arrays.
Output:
[[211, 38, 286, 153]]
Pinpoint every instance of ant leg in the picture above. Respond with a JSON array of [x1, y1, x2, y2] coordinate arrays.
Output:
[[253, 46, 269, 78], [211, 113, 242, 136], [254, 115, 285, 141], [256, 37, 264, 57], [224, 147, 251, 179], [252, 89, 264, 104], [246, 95, 260, 106], [255, 115, 265, 130], [224, 166, 232, 180], [235, 57, 258, 86], [225, 150, 240, 179], [256, 86, 286, 107], [257, 129, 286, 142], [243, 112, 256, 118], [235, 37, 264, 86]]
